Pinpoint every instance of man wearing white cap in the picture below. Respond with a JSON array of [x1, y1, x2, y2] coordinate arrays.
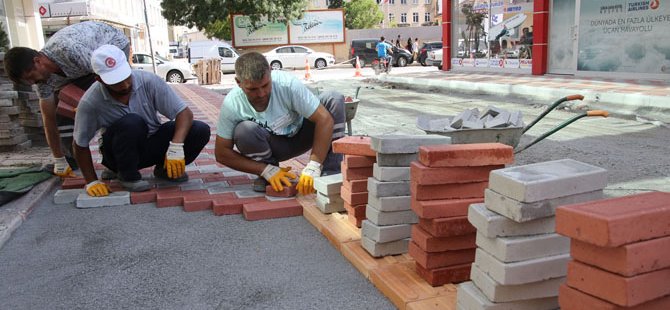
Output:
[[73, 45, 210, 196]]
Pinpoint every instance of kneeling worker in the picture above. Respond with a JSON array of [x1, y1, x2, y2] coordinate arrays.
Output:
[[73, 45, 210, 196], [214, 52, 345, 195]]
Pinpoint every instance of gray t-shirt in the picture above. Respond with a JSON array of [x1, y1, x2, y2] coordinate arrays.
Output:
[[37, 21, 129, 99], [73, 70, 187, 147]]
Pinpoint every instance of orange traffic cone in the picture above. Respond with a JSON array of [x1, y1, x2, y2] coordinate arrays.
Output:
[[354, 56, 363, 77], [304, 58, 312, 80]]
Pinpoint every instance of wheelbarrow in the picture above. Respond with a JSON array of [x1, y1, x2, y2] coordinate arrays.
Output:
[[312, 85, 361, 136], [417, 95, 609, 154]]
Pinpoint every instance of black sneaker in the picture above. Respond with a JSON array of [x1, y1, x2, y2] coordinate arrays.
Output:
[[153, 165, 189, 182], [101, 168, 117, 180], [119, 179, 151, 192], [253, 177, 269, 192]]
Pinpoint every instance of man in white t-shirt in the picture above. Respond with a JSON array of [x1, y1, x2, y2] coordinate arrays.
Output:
[[215, 52, 345, 195]]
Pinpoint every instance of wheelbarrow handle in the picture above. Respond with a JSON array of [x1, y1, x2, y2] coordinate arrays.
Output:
[[566, 94, 585, 101], [587, 110, 609, 117], [522, 94, 584, 134]]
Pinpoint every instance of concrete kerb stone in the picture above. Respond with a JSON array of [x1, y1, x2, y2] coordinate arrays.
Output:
[[468, 203, 556, 238], [470, 264, 564, 303], [475, 232, 570, 263], [315, 193, 345, 214], [54, 188, 86, 204], [456, 281, 559, 310], [372, 164, 410, 182], [0, 177, 58, 250], [76, 191, 131, 209], [360, 235, 410, 258], [365, 205, 418, 226], [367, 195, 411, 212], [361, 219, 412, 243], [484, 188, 604, 222], [370, 134, 451, 154], [314, 173, 343, 195], [367, 177, 410, 198], [376, 153, 418, 167], [474, 248, 570, 285]]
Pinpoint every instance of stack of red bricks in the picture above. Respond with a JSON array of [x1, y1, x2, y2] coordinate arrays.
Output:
[[408, 143, 513, 286], [332, 136, 376, 227], [556, 191, 670, 309]]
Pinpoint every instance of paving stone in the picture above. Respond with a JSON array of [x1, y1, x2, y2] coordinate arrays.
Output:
[[212, 197, 266, 216], [332, 136, 376, 157], [264, 195, 294, 202], [485, 188, 604, 222], [489, 159, 607, 203], [556, 191, 670, 247], [156, 189, 208, 208], [265, 184, 297, 197], [62, 177, 86, 189], [373, 164, 410, 181], [508, 111, 524, 127], [456, 281, 559, 310], [344, 202, 366, 227], [558, 284, 670, 310], [409, 241, 476, 269], [415, 262, 471, 287], [475, 232, 570, 263], [361, 220, 412, 243], [411, 161, 503, 185], [470, 264, 564, 303], [468, 203, 556, 238], [242, 199, 302, 221], [418, 216, 476, 238], [480, 106, 505, 118], [341, 162, 374, 181], [367, 195, 411, 212], [367, 178, 410, 198], [484, 111, 510, 128], [361, 236, 409, 257], [342, 178, 368, 193], [315, 192, 345, 213], [411, 197, 484, 219], [340, 185, 368, 205], [370, 134, 451, 154], [412, 181, 488, 201], [234, 190, 266, 198], [570, 236, 670, 277], [419, 143, 514, 168], [411, 225, 476, 252], [76, 191, 130, 209], [450, 109, 477, 129], [343, 154, 376, 168], [462, 119, 485, 129], [54, 189, 85, 204], [313, 173, 342, 195], [474, 248, 570, 285], [130, 191, 157, 204], [365, 206, 418, 226], [178, 179, 206, 191], [376, 152, 418, 167]]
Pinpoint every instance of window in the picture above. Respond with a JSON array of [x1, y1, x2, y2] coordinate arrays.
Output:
[[292, 47, 308, 53], [389, 0, 395, 4], [219, 47, 233, 58], [401, 13, 407, 23], [425, 12, 431, 22], [325, 0, 331, 6], [413, 0, 418, 3], [389, 13, 395, 22], [134, 54, 153, 64], [401, 0, 407, 4], [413, 12, 419, 23], [277, 47, 292, 53], [424, 0, 430, 3]]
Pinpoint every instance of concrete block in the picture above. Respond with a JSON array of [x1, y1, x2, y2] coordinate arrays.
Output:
[[376, 152, 418, 167], [484, 111, 510, 128], [558, 284, 670, 310], [361, 236, 409, 257], [450, 109, 478, 129], [468, 203, 557, 238], [485, 188, 604, 222], [476, 232, 570, 263], [361, 220, 412, 243], [370, 134, 451, 154], [411, 197, 484, 219], [367, 178, 410, 198], [418, 216, 477, 238], [474, 248, 570, 285], [570, 236, 670, 277], [76, 191, 131, 209], [411, 161, 503, 185], [480, 106, 504, 118], [462, 119, 485, 129], [489, 159, 608, 203], [556, 191, 670, 247], [456, 281, 559, 310], [373, 164, 410, 182], [409, 241, 476, 269], [419, 143, 514, 168], [54, 189, 85, 204], [315, 193, 345, 214], [415, 262, 471, 287], [508, 111, 524, 127], [367, 195, 411, 212], [412, 225, 476, 252], [343, 154, 376, 168], [470, 264, 564, 303], [365, 206, 418, 226], [313, 173, 342, 195], [332, 136, 376, 156]]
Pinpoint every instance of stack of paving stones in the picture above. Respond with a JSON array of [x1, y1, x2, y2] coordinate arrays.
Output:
[[457, 158, 608, 310], [0, 53, 32, 151], [313, 173, 345, 214], [332, 136, 377, 228], [556, 191, 670, 309], [362, 135, 451, 258], [410, 143, 514, 287]]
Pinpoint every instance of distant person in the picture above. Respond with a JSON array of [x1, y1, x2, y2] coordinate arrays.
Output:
[[412, 38, 420, 61], [396, 35, 402, 48], [520, 27, 533, 45], [376, 36, 394, 69], [406, 38, 413, 53]]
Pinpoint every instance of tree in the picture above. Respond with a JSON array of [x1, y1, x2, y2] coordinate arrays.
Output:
[[204, 17, 232, 41], [328, 0, 344, 9], [344, 0, 383, 29], [0, 22, 9, 52], [460, 4, 487, 57]]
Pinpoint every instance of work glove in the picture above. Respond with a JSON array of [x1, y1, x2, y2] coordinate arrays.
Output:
[[53, 156, 75, 177], [297, 160, 322, 195], [164, 141, 185, 179], [85, 180, 110, 197], [261, 165, 297, 192]]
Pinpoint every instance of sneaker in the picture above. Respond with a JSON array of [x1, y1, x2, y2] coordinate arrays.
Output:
[[253, 177, 269, 192], [101, 168, 117, 180], [153, 165, 189, 183], [119, 179, 151, 192]]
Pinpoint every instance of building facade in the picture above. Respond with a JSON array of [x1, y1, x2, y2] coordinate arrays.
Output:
[[308, 0, 441, 27]]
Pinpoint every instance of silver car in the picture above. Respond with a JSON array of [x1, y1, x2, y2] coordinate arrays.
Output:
[[131, 53, 197, 83]]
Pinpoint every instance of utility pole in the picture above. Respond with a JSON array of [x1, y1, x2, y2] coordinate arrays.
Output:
[[143, 0, 157, 74]]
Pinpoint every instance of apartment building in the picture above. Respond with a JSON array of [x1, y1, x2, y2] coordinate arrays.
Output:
[[308, 0, 440, 27]]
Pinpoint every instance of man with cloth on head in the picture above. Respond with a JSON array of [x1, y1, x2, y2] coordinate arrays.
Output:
[[214, 52, 345, 195], [73, 45, 210, 197]]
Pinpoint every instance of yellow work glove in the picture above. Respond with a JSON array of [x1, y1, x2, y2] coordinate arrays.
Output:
[[85, 180, 110, 197], [53, 156, 76, 177], [261, 165, 297, 192], [297, 160, 322, 195], [164, 141, 185, 179]]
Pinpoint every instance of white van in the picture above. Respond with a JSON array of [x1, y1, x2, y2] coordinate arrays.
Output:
[[187, 40, 240, 73]]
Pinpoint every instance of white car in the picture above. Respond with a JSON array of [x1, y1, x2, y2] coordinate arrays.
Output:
[[427, 49, 443, 70], [131, 53, 197, 83], [263, 45, 335, 70]]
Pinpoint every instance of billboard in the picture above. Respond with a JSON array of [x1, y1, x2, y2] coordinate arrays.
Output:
[[288, 10, 344, 44], [232, 15, 288, 47]]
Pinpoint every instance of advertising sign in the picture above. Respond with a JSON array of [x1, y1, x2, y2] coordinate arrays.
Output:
[[289, 10, 344, 44], [233, 15, 288, 47]]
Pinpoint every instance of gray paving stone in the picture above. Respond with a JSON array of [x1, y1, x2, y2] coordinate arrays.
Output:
[[361, 236, 409, 257], [361, 220, 412, 243], [481, 106, 505, 118], [450, 109, 477, 129], [470, 264, 564, 303], [234, 190, 266, 198], [484, 111, 510, 128], [314, 173, 342, 195], [462, 119, 485, 129], [376, 153, 418, 167], [54, 189, 85, 204], [474, 248, 570, 285], [367, 195, 411, 212], [197, 164, 227, 174], [370, 134, 451, 154], [373, 164, 410, 182], [367, 178, 410, 198], [178, 179, 206, 191], [475, 232, 570, 263], [456, 281, 559, 310], [315, 193, 345, 213], [484, 188, 604, 222], [468, 204, 556, 238], [75, 191, 130, 209], [365, 206, 418, 226], [488, 159, 608, 203], [265, 195, 294, 202]]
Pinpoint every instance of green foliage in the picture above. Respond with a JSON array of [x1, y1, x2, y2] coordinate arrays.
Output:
[[0, 22, 9, 52], [204, 17, 232, 41], [328, 0, 344, 9], [344, 0, 383, 29], [460, 4, 487, 57]]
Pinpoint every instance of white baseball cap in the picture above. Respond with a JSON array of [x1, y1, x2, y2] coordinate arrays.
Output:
[[91, 44, 131, 85]]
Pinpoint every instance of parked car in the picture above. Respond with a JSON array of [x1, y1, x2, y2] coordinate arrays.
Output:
[[131, 53, 197, 83], [188, 40, 239, 73], [349, 38, 414, 68], [426, 49, 443, 70], [263, 45, 335, 70], [418, 41, 442, 66]]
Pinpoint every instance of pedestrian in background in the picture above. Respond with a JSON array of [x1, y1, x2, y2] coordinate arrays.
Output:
[[406, 38, 413, 53], [412, 38, 420, 61]]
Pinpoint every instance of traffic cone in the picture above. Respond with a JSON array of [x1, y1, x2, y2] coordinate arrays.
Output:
[[304, 58, 312, 80], [354, 56, 363, 77]]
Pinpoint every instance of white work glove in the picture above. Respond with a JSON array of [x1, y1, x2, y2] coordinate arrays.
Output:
[[261, 164, 297, 192], [53, 156, 75, 177], [164, 141, 185, 179], [297, 160, 322, 195], [85, 180, 110, 197]]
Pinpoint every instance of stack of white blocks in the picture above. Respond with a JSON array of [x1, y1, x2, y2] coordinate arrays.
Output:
[[313, 173, 344, 214], [457, 159, 608, 310], [361, 135, 450, 257]]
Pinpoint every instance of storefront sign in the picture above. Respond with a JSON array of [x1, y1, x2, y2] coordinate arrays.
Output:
[[474, 58, 490, 67], [233, 15, 288, 47], [289, 10, 344, 44], [505, 59, 521, 68], [489, 58, 504, 68], [462, 58, 475, 67], [451, 58, 464, 67], [519, 59, 532, 69]]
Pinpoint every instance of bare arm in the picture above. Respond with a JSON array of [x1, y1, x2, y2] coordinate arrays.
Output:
[[215, 136, 268, 175], [73, 143, 98, 183], [307, 105, 334, 164], [39, 97, 64, 158], [171, 107, 193, 143]]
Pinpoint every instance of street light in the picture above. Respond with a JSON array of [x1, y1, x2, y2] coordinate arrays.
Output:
[[142, 0, 157, 74]]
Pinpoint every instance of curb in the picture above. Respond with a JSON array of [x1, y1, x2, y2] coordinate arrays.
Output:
[[0, 177, 59, 250]]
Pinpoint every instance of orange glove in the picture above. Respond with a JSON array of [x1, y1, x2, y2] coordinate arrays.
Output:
[[85, 180, 110, 197], [53, 157, 76, 178], [261, 165, 297, 192], [164, 141, 185, 179], [297, 160, 321, 195]]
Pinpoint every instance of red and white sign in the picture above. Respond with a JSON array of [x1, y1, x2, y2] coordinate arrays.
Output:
[[38, 4, 50, 17]]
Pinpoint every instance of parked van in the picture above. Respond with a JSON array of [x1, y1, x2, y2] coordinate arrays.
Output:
[[187, 40, 240, 73], [349, 38, 413, 68]]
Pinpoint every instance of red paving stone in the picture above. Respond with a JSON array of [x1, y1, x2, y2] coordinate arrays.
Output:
[[332, 136, 376, 157], [183, 192, 237, 212], [418, 216, 477, 238], [343, 154, 376, 168], [340, 185, 369, 206], [243, 199, 303, 221], [212, 197, 267, 216], [570, 236, 670, 277], [411, 225, 476, 252], [418, 143, 514, 167], [414, 262, 471, 287], [410, 197, 484, 219], [342, 179, 368, 193], [410, 161, 503, 185], [559, 284, 670, 310], [341, 162, 374, 181], [411, 181, 488, 201], [408, 241, 476, 269]]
